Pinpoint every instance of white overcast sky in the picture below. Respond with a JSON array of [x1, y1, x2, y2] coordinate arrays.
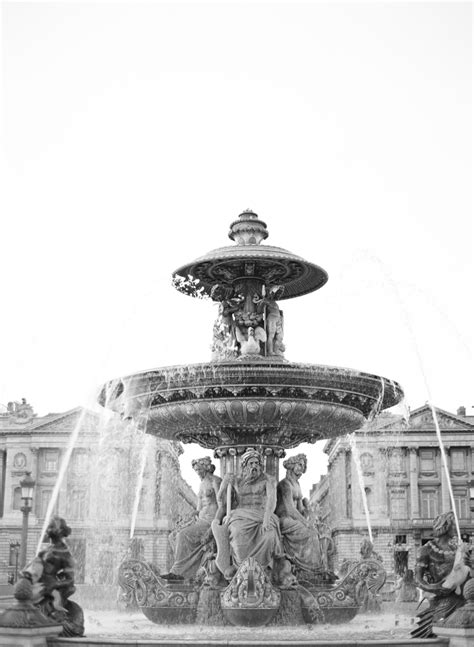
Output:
[[1, 2, 472, 494]]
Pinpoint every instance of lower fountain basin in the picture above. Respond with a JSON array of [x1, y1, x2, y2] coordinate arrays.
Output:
[[99, 361, 403, 449]]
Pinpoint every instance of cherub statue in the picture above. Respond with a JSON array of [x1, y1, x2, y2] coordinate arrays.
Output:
[[22, 516, 84, 637]]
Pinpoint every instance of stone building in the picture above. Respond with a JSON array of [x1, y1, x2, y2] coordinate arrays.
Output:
[[310, 404, 474, 576], [0, 400, 196, 585]]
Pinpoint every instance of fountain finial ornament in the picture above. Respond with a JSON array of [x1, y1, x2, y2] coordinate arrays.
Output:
[[228, 210, 269, 245]]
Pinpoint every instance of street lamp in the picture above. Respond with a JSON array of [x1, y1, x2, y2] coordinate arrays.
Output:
[[19, 471, 35, 569]]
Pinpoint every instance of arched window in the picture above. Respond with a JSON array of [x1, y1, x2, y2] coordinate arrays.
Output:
[[12, 487, 21, 510], [364, 487, 373, 513]]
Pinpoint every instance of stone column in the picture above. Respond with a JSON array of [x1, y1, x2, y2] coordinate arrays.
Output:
[[409, 448, 420, 518], [29, 447, 39, 519], [440, 447, 451, 513], [376, 448, 388, 518], [335, 449, 347, 521], [57, 449, 69, 517], [0, 450, 5, 517]]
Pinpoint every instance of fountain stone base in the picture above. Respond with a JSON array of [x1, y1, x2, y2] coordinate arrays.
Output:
[[119, 557, 385, 628]]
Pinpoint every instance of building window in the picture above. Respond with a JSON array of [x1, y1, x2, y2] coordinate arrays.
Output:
[[346, 484, 352, 517], [43, 449, 59, 472], [420, 449, 436, 473], [364, 487, 373, 513], [138, 487, 146, 514], [71, 450, 88, 474], [390, 489, 407, 519], [38, 489, 58, 518], [451, 449, 466, 472], [395, 535, 407, 544], [12, 487, 22, 510], [421, 488, 439, 518], [9, 542, 20, 566], [98, 488, 117, 521], [453, 489, 469, 519], [360, 453, 373, 472], [70, 489, 87, 520], [390, 449, 405, 474]]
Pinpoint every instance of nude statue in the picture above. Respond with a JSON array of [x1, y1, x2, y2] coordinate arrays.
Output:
[[162, 456, 221, 581], [210, 284, 244, 360], [254, 286, 285, 356], [214, 449, 282, 574]]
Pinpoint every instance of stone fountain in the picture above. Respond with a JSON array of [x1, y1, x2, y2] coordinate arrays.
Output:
[[99, 210, 403, 628]]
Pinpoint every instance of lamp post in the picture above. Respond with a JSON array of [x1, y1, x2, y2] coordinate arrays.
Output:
[[19, 471, 35, 569]]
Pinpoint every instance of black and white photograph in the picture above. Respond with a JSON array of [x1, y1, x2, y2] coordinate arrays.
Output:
[[0, 1, 472, 643]]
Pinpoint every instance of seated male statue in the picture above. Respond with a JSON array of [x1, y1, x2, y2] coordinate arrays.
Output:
[[213, 448, 282, 577], [162, 456, 221, 581]]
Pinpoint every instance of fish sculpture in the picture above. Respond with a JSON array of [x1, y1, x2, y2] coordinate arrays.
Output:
[[442, 542, 472, 595]]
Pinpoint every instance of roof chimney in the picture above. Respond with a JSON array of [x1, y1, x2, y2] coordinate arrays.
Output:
[[457, 405, 466, 417]]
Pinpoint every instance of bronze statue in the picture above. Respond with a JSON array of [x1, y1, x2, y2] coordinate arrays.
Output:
[[163, 457, 221, 581], [412, 511, 471, 638], [254, 286, 285, 357], [210, 285, 244, 360], [276, 454, 325, 578], [23, 516, 84, 637], [214, 449, 282, 577]]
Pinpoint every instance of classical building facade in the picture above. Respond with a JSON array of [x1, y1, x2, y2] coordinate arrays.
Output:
[[310, 404, 474, 576], [0, 400, 196, 585]]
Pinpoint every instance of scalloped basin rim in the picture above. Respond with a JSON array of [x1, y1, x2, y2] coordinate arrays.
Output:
[[113, 360, 401, 387], [100, 361, 403, 412]]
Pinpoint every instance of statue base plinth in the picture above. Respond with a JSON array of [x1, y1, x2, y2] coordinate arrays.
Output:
[[434, 625, 474, 647], [0, 624, 63, 647]]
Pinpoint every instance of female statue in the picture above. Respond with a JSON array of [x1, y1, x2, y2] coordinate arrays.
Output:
[[275, 454, 325, 578], [163, 456, 221, 581]]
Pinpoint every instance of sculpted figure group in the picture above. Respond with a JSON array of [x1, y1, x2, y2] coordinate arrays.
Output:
[[163, 451, 332, 586], [211, 284, 285, 360]]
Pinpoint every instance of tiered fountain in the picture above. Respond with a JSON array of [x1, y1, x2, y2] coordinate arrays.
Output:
[[99, 210, 404, 628]]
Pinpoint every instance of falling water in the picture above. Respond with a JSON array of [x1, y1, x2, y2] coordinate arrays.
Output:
[[130, 432, 153, 539], [349, 433, 373, 543], [378, 261, 462, 540], [348, 379, 387, 543], [340, 251, 463, 541], [35, 408, 88, 555]]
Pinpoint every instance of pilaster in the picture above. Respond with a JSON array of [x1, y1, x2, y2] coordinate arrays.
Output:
[[409, 448, 419, 518], [0, 449, 5, 516], [440, 447, 452, 512]]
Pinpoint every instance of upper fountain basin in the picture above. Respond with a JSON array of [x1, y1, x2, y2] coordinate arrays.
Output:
[[99, 362, 403, 450], [173, 243, 328, 300]]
